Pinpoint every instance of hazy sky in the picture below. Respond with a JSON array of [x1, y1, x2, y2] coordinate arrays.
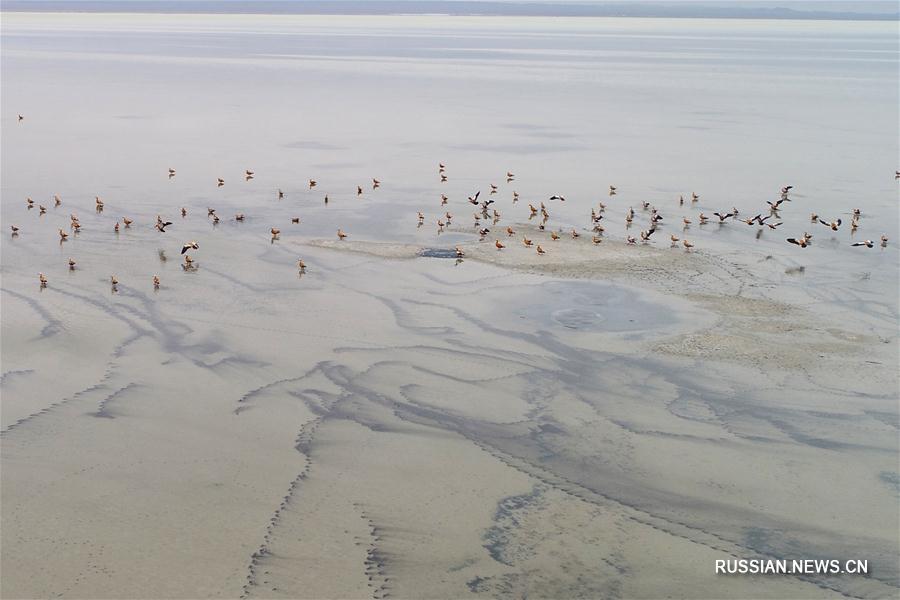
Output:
[[2, 0, 898, 18]]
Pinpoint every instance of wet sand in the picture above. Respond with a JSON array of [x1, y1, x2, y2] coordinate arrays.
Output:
[[2, 11, 899, 600], [3, 229, 898, 599]]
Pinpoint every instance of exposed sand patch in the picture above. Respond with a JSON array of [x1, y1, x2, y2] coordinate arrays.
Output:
[[305, 226, 891, 376]]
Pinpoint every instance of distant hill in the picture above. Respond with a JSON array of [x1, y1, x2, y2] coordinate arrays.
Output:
[[2, 0, 898, 20]]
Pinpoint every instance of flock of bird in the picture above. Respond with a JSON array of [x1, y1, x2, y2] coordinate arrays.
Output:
[[419, 167, 890, 261], [9, 114, 895, 291]]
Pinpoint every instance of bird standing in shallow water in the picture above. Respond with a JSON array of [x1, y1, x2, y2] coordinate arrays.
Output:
[[153, 275, 160, 289], [337, 229, 347, 240]]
